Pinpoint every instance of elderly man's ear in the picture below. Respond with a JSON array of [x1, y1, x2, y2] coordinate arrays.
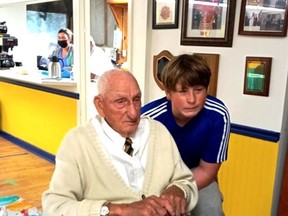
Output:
[[94, 96, 105, 116]]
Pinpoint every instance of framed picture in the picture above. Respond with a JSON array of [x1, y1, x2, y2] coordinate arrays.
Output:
[[243, 56, 272, 96], [180, 0, 236, 47], [153, 50, 219, 97], [152, 0, 180, 29], [238, 0, 288, 36]]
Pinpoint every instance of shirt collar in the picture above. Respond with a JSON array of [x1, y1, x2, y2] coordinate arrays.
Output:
[[100, 116, 127, 146], [93, 115, 149, 151]]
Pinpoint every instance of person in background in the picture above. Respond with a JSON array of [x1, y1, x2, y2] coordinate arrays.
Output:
[[141, 53, 231, 216], [42, 69, 198, 216], [89, 35, 114, 80], [275, 0, 286, 9], [52, 28, 74, 77]]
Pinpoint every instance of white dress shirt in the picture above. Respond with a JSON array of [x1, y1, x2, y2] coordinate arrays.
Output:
[[91, 116, 149, 191]]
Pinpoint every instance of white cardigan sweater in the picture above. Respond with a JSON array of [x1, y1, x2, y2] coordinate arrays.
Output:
[[42, 117, 198, 216]]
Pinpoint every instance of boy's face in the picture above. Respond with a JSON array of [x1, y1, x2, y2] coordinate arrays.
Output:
[[166, 82, 207, 126]]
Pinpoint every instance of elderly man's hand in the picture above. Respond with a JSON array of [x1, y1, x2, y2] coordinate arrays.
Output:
[[108, 186, 187, 216], [109, 195, 168, 216], [159, 185, 187, 216]]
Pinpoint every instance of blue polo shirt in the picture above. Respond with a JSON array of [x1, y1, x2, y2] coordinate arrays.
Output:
[[141, 95, 230, 168]]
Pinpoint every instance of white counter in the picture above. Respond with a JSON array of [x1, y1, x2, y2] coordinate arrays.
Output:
[[0, 68, 77, 93]]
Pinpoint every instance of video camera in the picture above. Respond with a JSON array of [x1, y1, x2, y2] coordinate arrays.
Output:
[[0, 21, 18, 68], [0, 21, 8, 34]]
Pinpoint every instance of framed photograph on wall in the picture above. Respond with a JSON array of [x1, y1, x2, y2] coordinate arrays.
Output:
[[180, 0, 236, 47], [243, 56, 272, 96], [238, 0, 288, 36], [152, 0, 180, 29]]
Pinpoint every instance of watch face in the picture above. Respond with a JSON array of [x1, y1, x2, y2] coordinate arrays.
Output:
[[100, 205, 109, 215]]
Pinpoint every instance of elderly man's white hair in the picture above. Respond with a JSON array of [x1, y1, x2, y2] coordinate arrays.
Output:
[[96, 69, 136, 96]]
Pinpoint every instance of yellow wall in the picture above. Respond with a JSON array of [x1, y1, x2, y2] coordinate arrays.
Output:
[[0, 82, 77, 155], [218, 133, 279, 216]]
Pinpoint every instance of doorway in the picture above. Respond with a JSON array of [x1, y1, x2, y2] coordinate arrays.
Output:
[[87, 0, 128, 120]]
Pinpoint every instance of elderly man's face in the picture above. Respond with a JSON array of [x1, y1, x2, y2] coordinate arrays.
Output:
[[95, 72, 142, 138]]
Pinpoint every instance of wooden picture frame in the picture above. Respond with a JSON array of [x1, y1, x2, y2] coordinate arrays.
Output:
[[153, 50, 219, 97], [152, 0, 180, 29], [238, 0, 288, 36], [243, 56, 272, 96], [196, 53, 219, 97], [180, 0, 236, 47]]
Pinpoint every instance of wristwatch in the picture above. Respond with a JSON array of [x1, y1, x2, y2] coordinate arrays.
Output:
[[100, 202, 110, 216]]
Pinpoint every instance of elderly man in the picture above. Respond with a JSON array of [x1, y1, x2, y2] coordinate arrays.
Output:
[[42, 69, 198, 216]]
